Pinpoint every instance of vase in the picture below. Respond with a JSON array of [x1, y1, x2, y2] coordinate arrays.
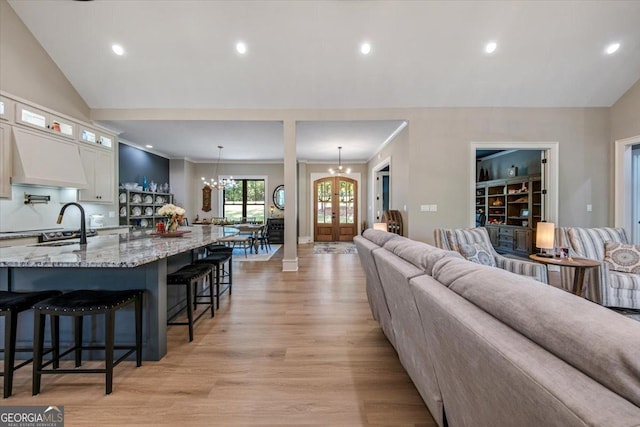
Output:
[[167, 217, 179, 232]]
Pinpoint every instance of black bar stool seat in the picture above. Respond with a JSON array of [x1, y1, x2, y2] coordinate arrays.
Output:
[[1, 290, 62, 398], [194, 250, 233, 309], [32, 289, 144, 395], [167, 264, 213, 342]]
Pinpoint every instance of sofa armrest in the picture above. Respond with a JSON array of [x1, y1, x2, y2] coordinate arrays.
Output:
[[495, 255, 548, 284]]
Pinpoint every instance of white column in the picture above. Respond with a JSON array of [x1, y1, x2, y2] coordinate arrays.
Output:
[[282, 120, 298, 271]]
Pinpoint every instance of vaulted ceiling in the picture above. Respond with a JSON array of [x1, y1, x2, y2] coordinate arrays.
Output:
[[8, 0, 640, 161]]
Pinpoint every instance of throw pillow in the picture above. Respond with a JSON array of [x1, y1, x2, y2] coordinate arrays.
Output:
[[458, 242, 496, 267], [604, 242, 640, 274]]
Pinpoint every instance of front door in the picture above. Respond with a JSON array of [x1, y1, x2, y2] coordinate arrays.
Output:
[[314, 176, 358, 242]]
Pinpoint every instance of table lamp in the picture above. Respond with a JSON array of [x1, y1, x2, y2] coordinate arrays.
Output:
[[536, 222, 555, 257], [373, 223, 388, 231]]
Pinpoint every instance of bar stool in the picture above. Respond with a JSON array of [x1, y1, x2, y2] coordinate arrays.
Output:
[[196, 245, 233, 309], [32, 289, 144, 395], [167, 264, 213, 342], [1, 290, 62, 398]]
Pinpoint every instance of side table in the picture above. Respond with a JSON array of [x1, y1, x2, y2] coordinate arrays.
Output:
[[529, 254, 602, 296]]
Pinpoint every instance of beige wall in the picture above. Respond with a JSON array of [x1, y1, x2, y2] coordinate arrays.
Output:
[[299, 163, 368, 241], [611, 78, 640, 141], [0, 0, 90, 121], [190, 162, 284, 223]]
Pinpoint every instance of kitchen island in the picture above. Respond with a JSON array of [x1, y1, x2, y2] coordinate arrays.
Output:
[[0, 226, 237, 360]]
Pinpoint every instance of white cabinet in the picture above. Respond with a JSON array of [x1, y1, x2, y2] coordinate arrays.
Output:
[[0, 96, 14, 122], [78, 146, 114, 203], [15, 102, 76, 140], [0, 123, 11, 198], [78, 126, 114, 148]]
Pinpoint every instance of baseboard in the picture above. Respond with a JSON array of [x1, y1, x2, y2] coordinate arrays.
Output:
[[298, 236, 313, 244], [282, 258, 299, 272]]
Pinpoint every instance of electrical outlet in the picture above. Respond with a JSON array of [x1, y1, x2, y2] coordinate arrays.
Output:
[[586, 204, 592, 212], [108, 211, 115, 218], [431, 204, 438, 212], [421, 205, 429, 212]]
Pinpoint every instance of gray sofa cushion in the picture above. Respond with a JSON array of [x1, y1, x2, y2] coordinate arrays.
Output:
[[432, 256, 640, 408], [353, 235, 396, 348], [362, 228, 402, 247], [372, 249, 445, 427], [383, 238, 462, 275], [409, 275, 640, 427]]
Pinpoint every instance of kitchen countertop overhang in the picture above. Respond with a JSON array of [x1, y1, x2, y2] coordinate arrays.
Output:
[[0, 226, 238, 268]]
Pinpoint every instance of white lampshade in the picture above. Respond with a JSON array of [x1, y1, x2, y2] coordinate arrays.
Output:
[[536, 222, 555, 250], [373, 223, 388, 231]]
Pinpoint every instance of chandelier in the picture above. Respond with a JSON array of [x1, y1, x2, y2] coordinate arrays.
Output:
[[328, 146, 351, 175], [201, 145, 237, 190]]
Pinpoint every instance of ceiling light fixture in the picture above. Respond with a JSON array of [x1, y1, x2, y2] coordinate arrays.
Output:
[[605, 42, 620, 55], [201, 145, 237, 190], [111, 44, 125, 56], [145, 144, 153, 148], [360, 42, 372, 55], [236, 41, 247, 55], [485, 41, 497, 54], [329, 146, 351, 175]]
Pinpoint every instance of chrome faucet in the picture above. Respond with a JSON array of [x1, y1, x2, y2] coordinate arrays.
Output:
[[57, 202, 87, 245]]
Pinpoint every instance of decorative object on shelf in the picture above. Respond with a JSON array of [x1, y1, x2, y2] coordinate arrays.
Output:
[[535, 221, 555, 257], [158, 203, 186, 232], [507, 165, 518, 177], [201, 146, 237, 191], [142, 176, 148, 191], [149, 181, 158, 192], [202, 185, 212, 212], [328, 146, 351, 175], [273, 185, 285, 210], [491, 198, 503, 206]]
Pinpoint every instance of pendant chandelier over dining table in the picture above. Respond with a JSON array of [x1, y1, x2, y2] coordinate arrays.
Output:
[[201, 145, 236, 190], [329, 146, 351, 175]]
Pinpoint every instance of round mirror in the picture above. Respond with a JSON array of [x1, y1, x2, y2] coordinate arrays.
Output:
[[273, 185, 285, 210]]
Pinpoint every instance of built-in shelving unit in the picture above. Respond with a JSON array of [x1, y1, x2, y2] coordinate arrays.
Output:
[[119, 189, 173, 230], [476, 175, 541, 256]]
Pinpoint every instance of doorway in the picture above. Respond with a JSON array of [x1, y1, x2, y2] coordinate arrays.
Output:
[[470, 142, 559, 228], [314, 176, 358, 242], [615, 136, 640, 243]]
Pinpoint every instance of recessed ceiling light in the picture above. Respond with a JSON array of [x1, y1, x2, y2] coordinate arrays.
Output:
[[236, 41, 247, 55], [111, 44, 125, 56], [360, 42, 372, 55], [485, 41, 497, 54], [605, 42, 620, 55], [145, 144, 153, 148]]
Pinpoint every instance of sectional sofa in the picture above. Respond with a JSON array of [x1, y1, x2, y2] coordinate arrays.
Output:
[[354, 229, 640, 427]]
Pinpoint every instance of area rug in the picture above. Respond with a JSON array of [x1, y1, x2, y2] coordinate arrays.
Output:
[[313, 242, 358, 254], [232, 244, 281, 261]]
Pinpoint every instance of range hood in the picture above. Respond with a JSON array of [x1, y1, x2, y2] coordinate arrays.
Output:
[[11, 127, 88, 189]]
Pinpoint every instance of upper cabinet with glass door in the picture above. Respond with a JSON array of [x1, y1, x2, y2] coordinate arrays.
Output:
[[15, 102, 76, 140], [0, 96, 14, 122], [78, 125, 113, 149]]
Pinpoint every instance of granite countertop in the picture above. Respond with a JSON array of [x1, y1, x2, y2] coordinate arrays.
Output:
[[0, 225, 130, 240], [0, 226, 238, 268]]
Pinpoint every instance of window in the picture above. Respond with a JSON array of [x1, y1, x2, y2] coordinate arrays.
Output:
[[223, 179, 265, 223]]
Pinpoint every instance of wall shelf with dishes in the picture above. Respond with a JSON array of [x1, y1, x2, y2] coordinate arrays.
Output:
[[119, 189, 173, 229]]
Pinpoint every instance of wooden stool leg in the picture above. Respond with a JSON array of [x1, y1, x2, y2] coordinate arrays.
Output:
[[3, 311, 17, 399], [32, 312, 46, 396], [135, 295, 143, 367], [105, 311, 115, 395], [186, 282, 194, 342], [52, 315, 60, 369], [75, 316, 83, 367], [229, 258, 233, 295], [209, 269, 215, 317], [216, 264, 221, 309]]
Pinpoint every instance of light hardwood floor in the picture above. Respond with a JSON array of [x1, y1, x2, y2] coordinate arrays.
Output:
[[5, 244, 436, 426]]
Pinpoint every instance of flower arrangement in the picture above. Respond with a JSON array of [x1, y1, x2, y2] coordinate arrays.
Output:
[[158, 203, 186, 232]]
